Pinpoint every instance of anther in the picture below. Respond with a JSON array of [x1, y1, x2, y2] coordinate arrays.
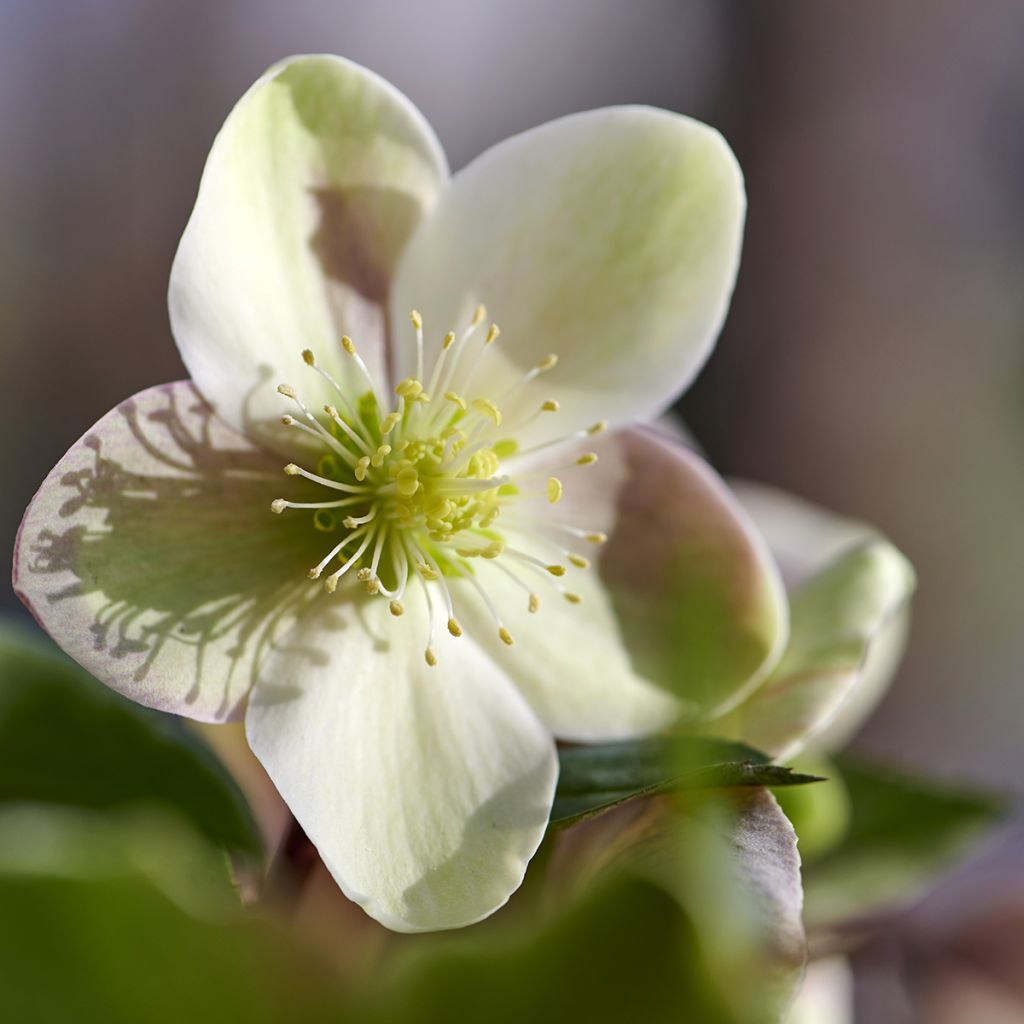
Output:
[[341, 336, 357, 355], [301, 349, 316, 366], [389, 600, 404, 617], [410, 310, 423, 331], [277, 384, 296, 399], [425, 647, 438, 667], [354, 456, 370, 481], [381, 412, 401, 435], [447, 618, 463, 638], [564, 592, 583, 604], [576, 453, 599, 466], [371, 444, 391, 467], [536, 354, 558, 372], [472, 304, 486, 326], [281, 414, 296, 426], [547, 478, 563, 504], [585, 532, 608, 545], [395, 378, 423, 399], [283, 464, 302, 476], [485, 323, 500, 345], [442, 331, 455, 350], [396, 467, 419, 497], [587, 421, 608, 435], [546, 565, 567, 577], [568, 554, 590, 569], [528, 593, 540, 614], [356, 568, 373, 582], [471, 398, 502, 426], [541, 400, 559, 413], [444, 391, 467, 410], [270, 499, 287, 514], [499, 627, 514, 646]]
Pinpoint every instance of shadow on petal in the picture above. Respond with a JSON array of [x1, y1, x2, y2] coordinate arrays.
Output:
[[14, 381, 331, 721]]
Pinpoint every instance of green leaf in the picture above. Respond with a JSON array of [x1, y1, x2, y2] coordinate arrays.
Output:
[[0, 806, 341, 1024], [0, 622, 261, 858], [802, 756, 1009, 925], [552, 736, 823, 828]]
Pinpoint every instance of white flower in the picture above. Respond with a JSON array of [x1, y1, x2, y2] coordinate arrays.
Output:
[[15, 55, 794, 931]]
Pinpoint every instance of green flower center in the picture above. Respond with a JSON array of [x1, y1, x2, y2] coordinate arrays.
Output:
[[271, 306, 607, 665]]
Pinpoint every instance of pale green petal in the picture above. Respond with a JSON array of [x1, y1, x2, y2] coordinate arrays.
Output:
[[473, 429, 786, 726], [245, 597, 557, 933], [169, 55, 447, 450], [13, 382, 321, 722], [390, 107, 744, 448], [731, 481, 915, 751], [715, 541, 916, 761]]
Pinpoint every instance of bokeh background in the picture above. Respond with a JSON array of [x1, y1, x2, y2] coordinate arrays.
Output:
[[2, 2, 1022, 1019]]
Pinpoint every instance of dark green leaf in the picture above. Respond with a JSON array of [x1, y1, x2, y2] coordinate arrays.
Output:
[[803, 756, 1009, 925], [552, 736, 823, 828], [0, 622, 261, 858], [0, 807, 341, 1024]]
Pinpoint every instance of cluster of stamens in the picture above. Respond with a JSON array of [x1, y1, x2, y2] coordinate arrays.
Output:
[[271, 305, 608, 666]]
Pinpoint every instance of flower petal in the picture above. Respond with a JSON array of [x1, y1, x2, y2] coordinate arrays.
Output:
[[245, 596, 558, 933], [169, 55, 448, 448], [731, 482, 915, 751], [457, 428, 786, 729], [390, 107, 744, 446], [13, 382, 321, 722], [714, 540, 916, 761]]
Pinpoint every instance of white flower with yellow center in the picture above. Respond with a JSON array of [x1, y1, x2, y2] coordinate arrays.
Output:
[[15, 55, 797, 931]]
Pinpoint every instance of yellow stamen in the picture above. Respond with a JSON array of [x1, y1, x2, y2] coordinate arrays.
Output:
[[341, 335, 357, 355], [528, 593, 540, 614], [546, 478, 563, 504], [576, 453, 598, 466], [546, 565, 567, 577], [389, 600, 404, 617], [425, 647, 438, 667], [448, 618, 462, 638], [444, 391, 467, 411], [354, 456, 370, 481], [270, 499, 287, 514], [568, 554, 590, 569], [471, 398, 502, 426], [499, 627, 514, 646]]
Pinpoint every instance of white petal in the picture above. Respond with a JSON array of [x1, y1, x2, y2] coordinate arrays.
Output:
[[731, 481, 915, 752], [13, 382, 317, 722], [169, 55, 447, 449], [455, 428, 786, 732], [245, 596, 557, 932], [390, 106, 744, 447]]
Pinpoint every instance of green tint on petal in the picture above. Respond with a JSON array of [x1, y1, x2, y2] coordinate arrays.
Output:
[[169, 55, 447, 449], [391, 106, 745, 448], [590, 431, 788, 718], [13, 382, 322, 722], [716, 541, 916, 761], [245, 597, 557, 933]]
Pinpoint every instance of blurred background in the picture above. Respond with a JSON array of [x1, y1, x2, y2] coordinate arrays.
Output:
[[1, 2, 1022, 1019]]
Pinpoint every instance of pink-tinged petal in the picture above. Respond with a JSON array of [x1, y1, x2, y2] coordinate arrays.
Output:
[[465, 428, 787, 725], [245, 596, 557, 933], [169, 55, 448, 451], [390, 106, 744, 449], [13, 382, 323, 722]]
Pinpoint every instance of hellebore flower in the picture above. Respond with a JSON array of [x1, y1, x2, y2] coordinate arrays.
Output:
[[14, 55, 792, 931]]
